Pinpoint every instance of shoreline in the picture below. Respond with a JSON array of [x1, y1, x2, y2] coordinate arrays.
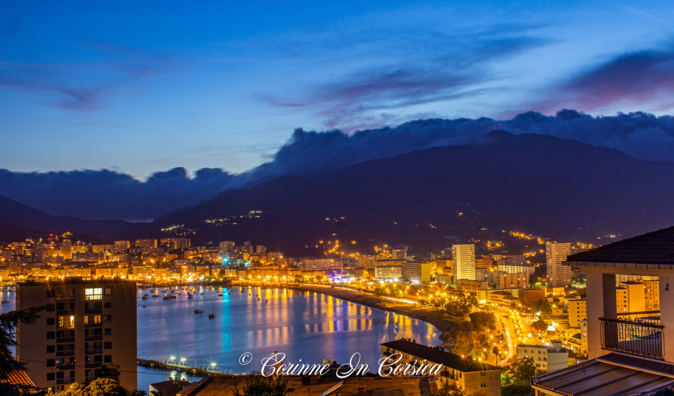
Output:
[[235, 283, 473, 356]]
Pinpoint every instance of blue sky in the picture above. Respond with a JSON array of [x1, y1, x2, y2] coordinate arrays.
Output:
[[2, 0, 674, 178]]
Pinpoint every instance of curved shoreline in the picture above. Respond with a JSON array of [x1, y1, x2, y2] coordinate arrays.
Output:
[[237, 283, 473, 355]]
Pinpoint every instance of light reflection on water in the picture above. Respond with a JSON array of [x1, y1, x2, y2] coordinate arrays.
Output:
[[0, 287, 440, 391]]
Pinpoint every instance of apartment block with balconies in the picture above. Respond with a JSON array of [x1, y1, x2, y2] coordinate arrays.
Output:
[[532, 226, 674, 395], [16, 279, 136, 392]]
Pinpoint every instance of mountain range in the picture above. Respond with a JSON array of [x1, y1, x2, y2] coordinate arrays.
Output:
[[3, 129, 674, 254]]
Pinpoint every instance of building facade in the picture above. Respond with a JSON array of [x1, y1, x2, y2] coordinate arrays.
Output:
[[546, 242, 571, 287], [453, 244, 476, 281], [16, 279, 137, 391]]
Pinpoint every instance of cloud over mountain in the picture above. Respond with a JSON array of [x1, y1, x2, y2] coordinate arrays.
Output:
[[1, 110, 673, 220]]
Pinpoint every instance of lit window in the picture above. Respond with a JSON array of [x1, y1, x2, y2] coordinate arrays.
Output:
[[85, 288, 103, 300]]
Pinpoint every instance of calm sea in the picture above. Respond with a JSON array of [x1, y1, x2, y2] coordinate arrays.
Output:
[[1, 286, 440, 391]]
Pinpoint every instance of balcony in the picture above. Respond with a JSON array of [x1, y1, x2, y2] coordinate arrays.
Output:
[[600, 317, 664, 360], [85, 348, 102, 355], [56, 337, 75, 343], [56, 364, 75, 370], [85, 308, 102, 314], [85, 362, 103, 368], [56, 350, 75, 357], [85, 335, 102, 341]]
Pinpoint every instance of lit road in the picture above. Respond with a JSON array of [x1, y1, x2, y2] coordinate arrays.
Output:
[[498, 324, 514, 365]]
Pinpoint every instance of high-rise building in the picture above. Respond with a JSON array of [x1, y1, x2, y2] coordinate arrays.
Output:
[[113, 241, 130, 254], [134, 239, 157, 249], [568, 298, 587, 328], [391, 248, 407, 260], [643, 278, 660, 311], [616, 281, 646, 313], [401, 261, 431, 284], [16, 280, 137, 392], [452, 244, 476, 281], [61, 240, 72, 260], [546, 242, 571, 287], [219, 241, 235, 257]]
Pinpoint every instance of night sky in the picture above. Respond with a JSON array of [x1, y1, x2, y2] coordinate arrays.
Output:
[[2, 1, 674, 178]]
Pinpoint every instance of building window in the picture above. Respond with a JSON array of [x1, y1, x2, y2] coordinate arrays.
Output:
[[47, 359, 55, 367], [47, 345, 55, 353], [104, 342, 112, 350], [47, 373, 55, 381], [46, 290, 56, 298], [47, 332, 55, 339], [104, 355, 112, 363], [84, 315, 101, 325], [104, 288, 111, 295], [104, 302, 111, 308], [47, 317, 55, 325], [104, 328, 112, 336], [104, 315, 111, 323], [85, 288, 103, 300], [57, 316, 75, 329]]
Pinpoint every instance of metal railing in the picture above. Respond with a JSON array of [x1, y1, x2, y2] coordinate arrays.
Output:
[[617, 311, 661, 326], [600, 317, 664, 360]]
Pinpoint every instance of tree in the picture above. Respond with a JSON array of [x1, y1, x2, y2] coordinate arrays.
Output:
[[502, 384, 535, 396], [54, 378, 146, 396], [445, 299, 472, 317], [469, 312, 496, 332], [530, 300, 552, 314], [0, 306, 46, 395], [507, 357, 537, 386], [531, 318, 547, 332], [235, 376, 290, 396]]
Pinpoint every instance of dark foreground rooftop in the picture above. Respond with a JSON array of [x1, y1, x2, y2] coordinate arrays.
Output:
[[566, 226, 674, 265], [381, 338, 499, 372], [532, 353, 674, 395]]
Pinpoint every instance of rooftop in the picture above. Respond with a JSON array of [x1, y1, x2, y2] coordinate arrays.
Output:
[[381, 339, 499, 372], [566, 226, 674, 265], [532, 353, 674, 395], [0, 368, 35, 388], [517, 344, 567, 353]]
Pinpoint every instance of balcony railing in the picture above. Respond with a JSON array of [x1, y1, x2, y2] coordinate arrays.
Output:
[[617, 311, 661, 326], [56, 350, 75, 357], [85, 348, 102, 355], [600, 317, 664, 360]]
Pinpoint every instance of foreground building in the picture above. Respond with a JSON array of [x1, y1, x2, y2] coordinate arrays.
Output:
[[381, 339, 501, 395], [532, 226, 674, 395], [16, 279, 137, 392], [516, 344, 568, 373]]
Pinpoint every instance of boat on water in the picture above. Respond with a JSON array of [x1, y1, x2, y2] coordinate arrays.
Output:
[[188, 293, 193, 299], [162, 294, 176, 300], [161, 288, 169, 292], [1, 300, 8, 304], [142, 294, 149, 300], [194, 309, 204, 314], [208, 313, 216, 319], [151, 294, 160, 298], [150, 288, 157, 293], [218, 293, 224, 297]]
